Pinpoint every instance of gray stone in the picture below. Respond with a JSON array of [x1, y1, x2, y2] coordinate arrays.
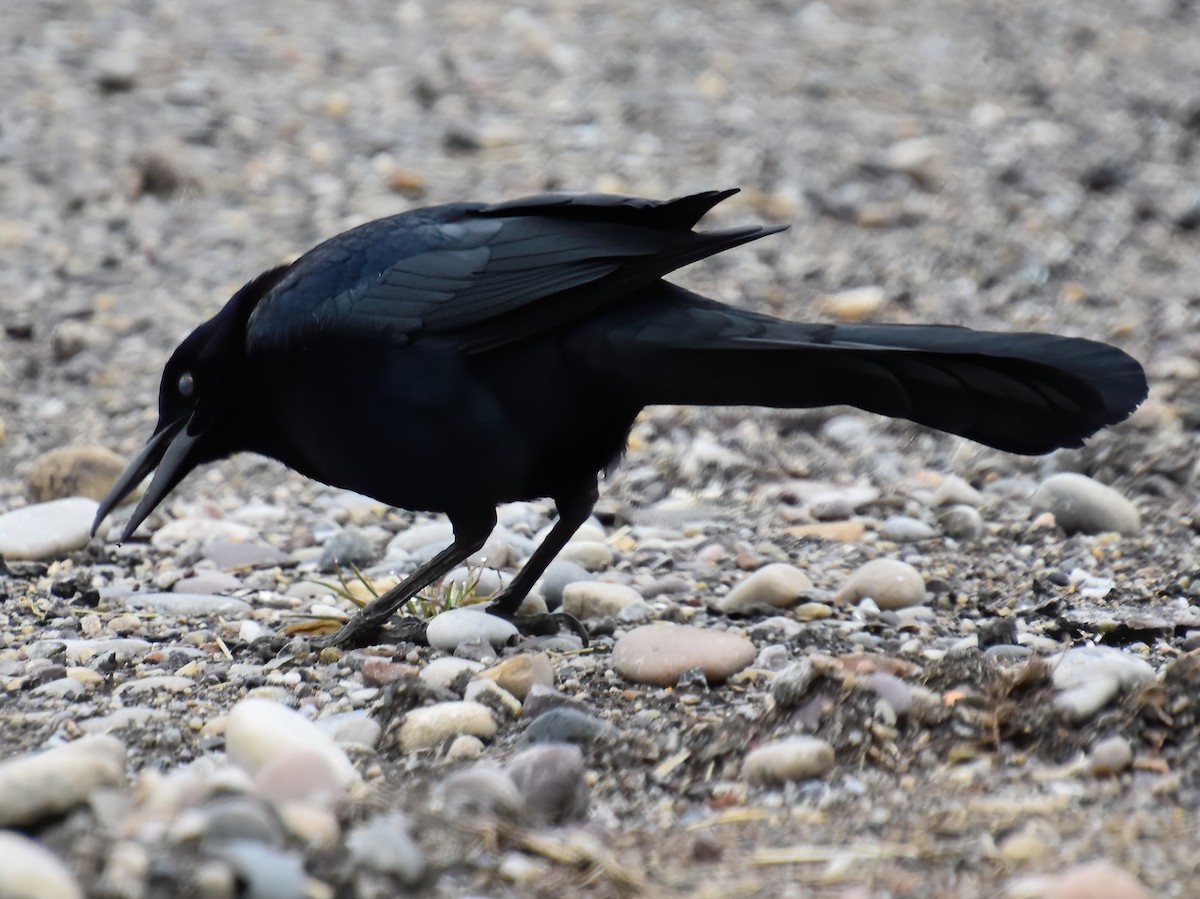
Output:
[[880, 515, 936, 542], [557, 539, 614, 571], [426, 607, 518, 650], [1089, 735, 1134, 775], [210, 840, 308, 899], [346, 815, 427, 886], [111, 592, 252, 616], [0, 497, 97, 561], [1031, 473, 1140, 536], [938, 504, 984, 540], [534, 559, 592, 609], [519, 706, 612, 746], [436, 765, 525, 819], [318, 527, 380, 572], [26, 446, 127, 504], [1052, 646, 1156, 721], [507, 743, 589, 823], [225, 698, 359, 791]]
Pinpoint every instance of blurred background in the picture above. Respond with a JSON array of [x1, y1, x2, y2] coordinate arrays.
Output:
[[1, 0, 1197, 494]]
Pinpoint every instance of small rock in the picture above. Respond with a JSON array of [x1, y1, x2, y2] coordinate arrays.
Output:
[[0, 497, 98, 561], [719, 563, 812, 614], [771, 660, 817, 710], [254, 746, 348, 808], [464, 678, 522, 719], [0, 735, 126, 827], [426, 608, 518, 650], [612, 624, 756, 687], [419, 657, 485, 691], [521, 684, 590, 720], [0, 831, 83, 899], [534, 559, 592, 609], [203, 540, 286, 571], [398, 701, 497, 751], [507, 743, 589, 823], [478, 653, 554, 700], [834, 558, 926, 610], [445, 734, 485, 761], [1088, 735, 1134, 776], [436, 765, 524, 818], [1052, 646, 1156, 721], [210, 841, 309, 899], [932, 475, 984, 507], [519, 707, 611, 746], [26, 446, 128, 503], [318, 528, 379, 571], [195, 794, 286, 846], [938, 505, 984, 541], [817, 286, 887, 321], [880, 515, 936, 543], [149, 517, 258, 547], [346, 815, 427, 887], [225, 698, 359, 791], [743, 736, 835, 784], [1044, 861, 1151, 899], [114, 592, 252, 616], [786, 520, 867, 542], [561, 581, 641, 619], [1031, 473, 1140, 536], [557, 540, 614, 571]]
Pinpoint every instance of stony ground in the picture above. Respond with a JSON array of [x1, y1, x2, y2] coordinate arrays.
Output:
[[3, 1, 1200, 896]]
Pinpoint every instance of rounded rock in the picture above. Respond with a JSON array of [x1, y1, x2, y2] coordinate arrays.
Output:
[[743, 737, 835, 784], [0, 497, 98, 562], [426, 608, 518, 650], [561, 581, 641, 619], [1088, 735, 1134, 776], [26, 446, 128, 504], [225, 698, 359, 791], [0, 734, 126, 827], [1044, 861, 1151, 899], [1031, 473, 1140, 536], [938, 505, 984, 541], [506, 743, 589, 823], [834, 558, 926, 610], [612, 624, 756, 687], [880, 515, 936, 543], [557, 540, 614, 571], [719, 563, 812, 614], [398, 701, 497, 751], [478, 653, 554, 700], [0, 831, 83, 899]]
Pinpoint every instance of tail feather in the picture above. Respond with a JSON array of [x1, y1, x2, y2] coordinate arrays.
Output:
[[596, 286, 1146, 455]]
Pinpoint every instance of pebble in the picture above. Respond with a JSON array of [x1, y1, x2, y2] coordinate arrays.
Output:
[[0, 735, 126, 827], [834, 558, 926, 610], [478, 653, 554, 700], [938, 504, 985, 540], [345, 815, 427, 886], [436, 765, 525, 818], [1031, 473, 1140, 535], [612, 624, 756, 687], [519, 707, 612, 746], [318, 527, 379, 571], [0, 831, 83, 899], [426, 608, 518, 650], [533, 559, 592, 609], [398, 701, 498, 751], [149, 517, 259, 547], [26, 446, 128, 503], [445, 734, 485, 761], [0, 497, 98, 561], [210, 840, 309, 899], [507, 743, 589, 823], [253, 746, 349, 807], [203, 540, 286, 571], [718, 563, 812, 614], [771, 660, 817, 710], [557, 540, 614, 571], [880, 515, 936, 542], [561, 581, 641, 619], [112, 591, 252, 616], [419, 657, 485, 691], [1051, 646, 1156, 721], [194, 794, 286, 846], [464, 678, 522, 718], [787, 520, 867, 542], [1043, 861, 1151, 899], [932, 474, 984, 507], [1088, 735, 1134, 775], [743, 736, 836, 784], [816, 285, 887, 321], [174, 571, 242, 594], [224, 698, 359, 791]]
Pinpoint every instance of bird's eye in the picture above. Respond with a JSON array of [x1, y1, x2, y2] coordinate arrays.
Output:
[[177, 372, 195, 397]]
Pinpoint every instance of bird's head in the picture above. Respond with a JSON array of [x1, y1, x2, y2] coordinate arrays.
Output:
[[93, 266, 289, 541]]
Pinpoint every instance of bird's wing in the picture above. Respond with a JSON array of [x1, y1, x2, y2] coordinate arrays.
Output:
[[246, 190, 782, 354]]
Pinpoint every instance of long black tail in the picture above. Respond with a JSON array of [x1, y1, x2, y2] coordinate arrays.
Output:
[[594, 285, 1147, 455]]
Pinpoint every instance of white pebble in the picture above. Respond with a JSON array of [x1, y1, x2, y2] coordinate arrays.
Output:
[[1031, 473, 1140, 535], [719, 563, 812, 613], [0, 831, 83, 899], [426, 607, 518, 650], [743, 737, 835, 784], [398, 701, 498, 751], [561, 581, 641, 619], [835, 558, 926, 610], [224, 698, 359, 791]]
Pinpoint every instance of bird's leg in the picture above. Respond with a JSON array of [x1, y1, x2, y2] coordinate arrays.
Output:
[[325, 510, 496, 648], [486, 484, 599, 645]]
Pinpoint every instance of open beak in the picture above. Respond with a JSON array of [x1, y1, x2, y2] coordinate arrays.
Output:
[[92, 416, 202, 542]]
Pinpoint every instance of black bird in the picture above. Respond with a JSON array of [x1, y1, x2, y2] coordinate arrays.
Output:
[[93, 189, 1147, 646]]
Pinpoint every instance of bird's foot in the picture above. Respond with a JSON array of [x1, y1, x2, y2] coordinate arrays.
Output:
[[321, 613, 428, 649], [487, 605, 589, 647]]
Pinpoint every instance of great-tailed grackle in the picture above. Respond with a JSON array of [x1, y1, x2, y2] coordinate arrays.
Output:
[[93, 189, 1147, 647]]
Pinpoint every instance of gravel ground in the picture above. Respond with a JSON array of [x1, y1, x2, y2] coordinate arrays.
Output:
[[3, 1, 1200, 896]]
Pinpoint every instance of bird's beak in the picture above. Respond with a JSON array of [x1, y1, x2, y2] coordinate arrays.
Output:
[[92, 415, 202, 542]]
